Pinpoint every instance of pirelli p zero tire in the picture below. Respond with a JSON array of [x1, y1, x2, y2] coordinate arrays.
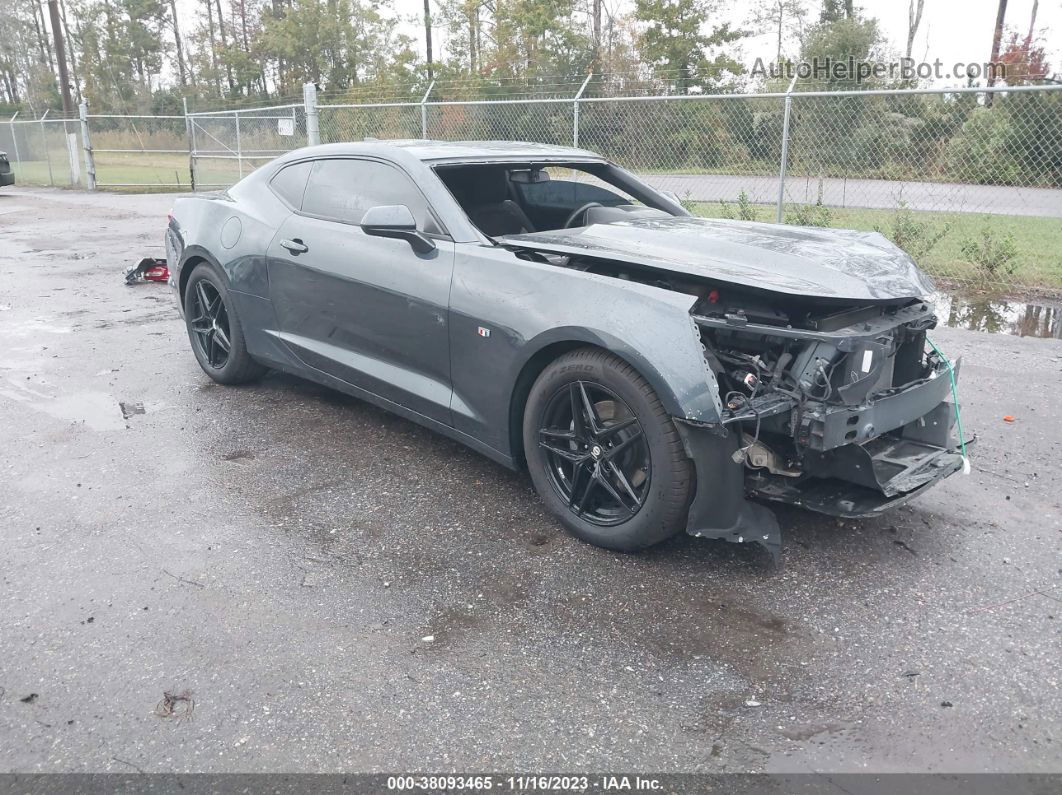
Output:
[[183, 262, 266, 385], [523, 347, 693, 552]]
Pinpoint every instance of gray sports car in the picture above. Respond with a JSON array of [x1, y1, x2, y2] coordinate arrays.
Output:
[[167, 140, 968, 559]]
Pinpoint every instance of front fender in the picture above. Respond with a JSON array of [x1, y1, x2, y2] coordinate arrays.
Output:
[[515, 322, 722, 425], [449, 245, 725, 459]]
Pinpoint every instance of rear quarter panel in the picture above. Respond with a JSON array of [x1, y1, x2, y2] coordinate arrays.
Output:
[[170, 180, 292, 301], [169, 177, 299, 370]]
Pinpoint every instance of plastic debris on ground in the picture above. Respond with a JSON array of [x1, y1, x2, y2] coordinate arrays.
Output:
[[125, 257, 169, 285]]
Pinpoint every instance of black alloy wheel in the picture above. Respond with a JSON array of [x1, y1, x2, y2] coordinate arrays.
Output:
[[188, 279, 231, 370], [183, 262, 266, 385], [538, 380, 652, 526], [523, 348, 693, 552]]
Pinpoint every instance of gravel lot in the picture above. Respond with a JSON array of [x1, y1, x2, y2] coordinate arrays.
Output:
[[0, 186, 1059, 774]]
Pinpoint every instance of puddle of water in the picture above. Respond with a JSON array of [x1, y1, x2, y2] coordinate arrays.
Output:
[[929, 292, 1062, 339], [39, 392, 128, 431], [4, 317, 73, 338], [0, 379, 130, 431]]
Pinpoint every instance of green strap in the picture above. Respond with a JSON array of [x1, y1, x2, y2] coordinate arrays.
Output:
[[926, 336, 968, 462]]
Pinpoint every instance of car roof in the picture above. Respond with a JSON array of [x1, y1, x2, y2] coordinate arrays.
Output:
[[276, 139, 606, 166]]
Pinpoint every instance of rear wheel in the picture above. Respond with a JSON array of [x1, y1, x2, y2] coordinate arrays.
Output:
[[183, 262, 266, 384], [523, 348, 693, 551]]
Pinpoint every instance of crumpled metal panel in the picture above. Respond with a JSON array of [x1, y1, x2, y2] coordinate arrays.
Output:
[[501, 216, 936, 301]]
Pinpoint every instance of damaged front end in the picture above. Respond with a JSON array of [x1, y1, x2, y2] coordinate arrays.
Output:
[[501, 219, 970, 560], [679, 290, 968, 560]]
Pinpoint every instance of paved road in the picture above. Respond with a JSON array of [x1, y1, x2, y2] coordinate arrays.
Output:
[[0, 187, 1059, 774], [640, 173, 1062, 218]]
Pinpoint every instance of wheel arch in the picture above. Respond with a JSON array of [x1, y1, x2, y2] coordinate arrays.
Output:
[[177, 246, 225, 306], [506, 331, 689, 469]]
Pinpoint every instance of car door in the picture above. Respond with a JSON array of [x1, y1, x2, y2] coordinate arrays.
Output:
[[266, 157, 456, 424]]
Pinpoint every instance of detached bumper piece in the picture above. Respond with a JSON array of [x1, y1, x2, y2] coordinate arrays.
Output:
[[125, 257, 170, 285]]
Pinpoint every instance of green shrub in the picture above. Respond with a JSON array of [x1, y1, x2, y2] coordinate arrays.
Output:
[[945, 109, 1024, 185], [959, 227, 1019, 277], [785, 200, 832, 226], [718, 190, 761, 221], [874, 200, 950, 260]]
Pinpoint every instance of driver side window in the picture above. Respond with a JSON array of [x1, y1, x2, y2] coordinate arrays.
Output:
[[302, 158, 442, 235]]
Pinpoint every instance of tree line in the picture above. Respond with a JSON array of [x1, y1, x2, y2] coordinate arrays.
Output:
[[1, 0, 1054, 116]]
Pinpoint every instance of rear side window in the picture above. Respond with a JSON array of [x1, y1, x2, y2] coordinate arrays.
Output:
[[302, 158, 440, 233], [270, 161, 312, 209]]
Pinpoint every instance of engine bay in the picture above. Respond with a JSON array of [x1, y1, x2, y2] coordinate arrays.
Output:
[[511, 248, 956, 489]]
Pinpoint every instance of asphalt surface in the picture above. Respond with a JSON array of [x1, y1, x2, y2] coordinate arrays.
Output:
[[640, 173, 1062, 218], [0, 186, 1059, 774]]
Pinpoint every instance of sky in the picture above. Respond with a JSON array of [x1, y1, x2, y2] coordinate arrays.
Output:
[[169, 0, 1060, 89], [382, 0, 1061, 88]]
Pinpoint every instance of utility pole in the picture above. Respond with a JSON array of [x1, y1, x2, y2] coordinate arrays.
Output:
[[423, 0, 434, 81], [592, 0, 602, 74], [1027, 0, 1038, 41], [47, 0, 75, 115], [986, 0, 1008, 105], [168, 0, 189, 87]]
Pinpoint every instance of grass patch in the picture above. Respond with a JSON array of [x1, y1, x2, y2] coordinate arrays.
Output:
[[9, 153, 262, 192], [689, 201, 1062, 291]]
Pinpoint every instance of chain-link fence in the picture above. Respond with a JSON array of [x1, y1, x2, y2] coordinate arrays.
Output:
[[87, 114, 190, 188], [187, 103, 307, 189], [3, 83, 1060, 293], [1, 113, 84, 187]]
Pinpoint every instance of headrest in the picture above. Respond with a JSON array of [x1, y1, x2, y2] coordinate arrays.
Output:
[[448, 167, 509, 205]]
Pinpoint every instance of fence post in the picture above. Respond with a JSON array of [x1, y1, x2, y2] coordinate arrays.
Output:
[[40, 110, 54, 186], [78, 102, 96, 190], [235, 111, 243, 179], [573, 73, 593, 149], [183, 98, 196, 191], [9, 112, 21, 171], [303, 82, 320, 146], [419, 80, 435, 139], [775, 75, 798, 224]]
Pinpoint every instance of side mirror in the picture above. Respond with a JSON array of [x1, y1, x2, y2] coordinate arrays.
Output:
[[361, 205, 436, 255]]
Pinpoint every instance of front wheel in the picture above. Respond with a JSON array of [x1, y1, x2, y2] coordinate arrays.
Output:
[[523, 348, 693, 551], [183, 263, 266, 384]]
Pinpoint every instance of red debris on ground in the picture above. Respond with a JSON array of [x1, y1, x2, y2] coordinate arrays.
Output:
[[125, 258, 169, 285]]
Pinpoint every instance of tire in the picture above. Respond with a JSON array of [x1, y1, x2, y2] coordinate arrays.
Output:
[[523, 347, 693, 552], [183, 262, 266, 385]]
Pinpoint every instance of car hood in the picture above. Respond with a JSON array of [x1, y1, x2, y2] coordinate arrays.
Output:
[[499, 216, 935, 301]]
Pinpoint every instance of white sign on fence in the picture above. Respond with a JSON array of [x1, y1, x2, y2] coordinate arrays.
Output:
[[66, 133, 80, 186], [277, 118, 295, 137]]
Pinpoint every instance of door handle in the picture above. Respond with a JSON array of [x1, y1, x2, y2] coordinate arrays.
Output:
[[280, 238, 308, 254]]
